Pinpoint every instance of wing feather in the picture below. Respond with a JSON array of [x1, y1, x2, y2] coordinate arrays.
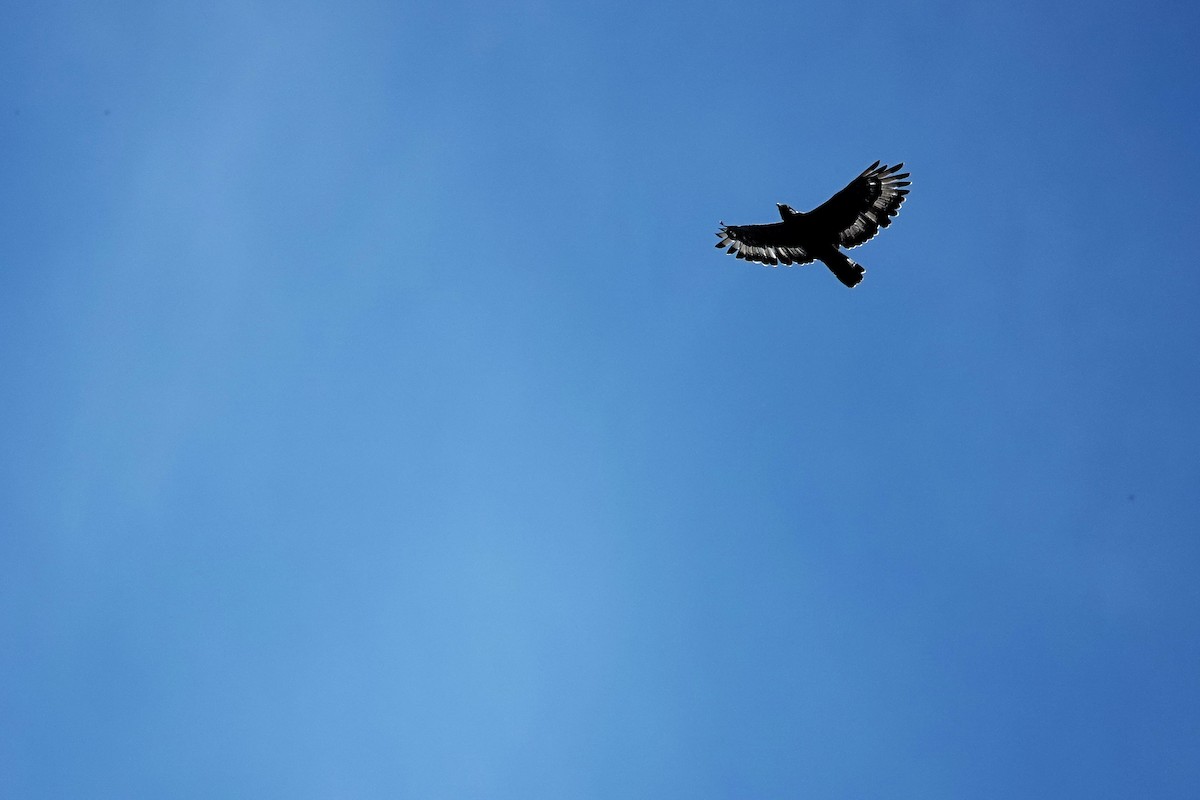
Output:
[[806, 162, 910, 249], [714, 221, 816, 267]]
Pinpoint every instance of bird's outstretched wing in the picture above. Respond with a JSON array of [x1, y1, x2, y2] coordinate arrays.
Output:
[[807, 161, 910, 249], [713, 222, 816, 267]]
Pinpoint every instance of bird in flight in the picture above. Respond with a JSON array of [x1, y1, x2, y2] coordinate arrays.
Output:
[[715, 161, 910, 288]]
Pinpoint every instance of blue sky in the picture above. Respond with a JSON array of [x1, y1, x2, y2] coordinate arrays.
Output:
[[3, 1, 1199, 797]]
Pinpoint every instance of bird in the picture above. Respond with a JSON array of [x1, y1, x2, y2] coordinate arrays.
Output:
[[715, 161, 911, 288]]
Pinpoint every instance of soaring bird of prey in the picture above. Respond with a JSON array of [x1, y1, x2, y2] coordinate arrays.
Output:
[[715, 161, 910, 288]]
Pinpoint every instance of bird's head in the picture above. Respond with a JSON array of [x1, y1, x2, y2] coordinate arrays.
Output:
[[777, 203, 798, 220]]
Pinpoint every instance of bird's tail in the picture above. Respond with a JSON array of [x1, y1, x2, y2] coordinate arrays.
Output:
[[821, 251, 865, 288]]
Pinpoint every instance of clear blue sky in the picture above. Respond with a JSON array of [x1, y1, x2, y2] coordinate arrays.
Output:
[[3, 1, 1199, 797]]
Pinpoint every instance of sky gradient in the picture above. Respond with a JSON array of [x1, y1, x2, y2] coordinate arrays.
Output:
[[3, 1, 1199, 797]]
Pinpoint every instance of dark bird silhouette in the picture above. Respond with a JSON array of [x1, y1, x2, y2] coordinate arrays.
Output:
[[715, 161, 911, 287]]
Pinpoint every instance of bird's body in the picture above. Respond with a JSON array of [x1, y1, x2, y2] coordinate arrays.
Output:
[[715, 161, 910, 287]]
